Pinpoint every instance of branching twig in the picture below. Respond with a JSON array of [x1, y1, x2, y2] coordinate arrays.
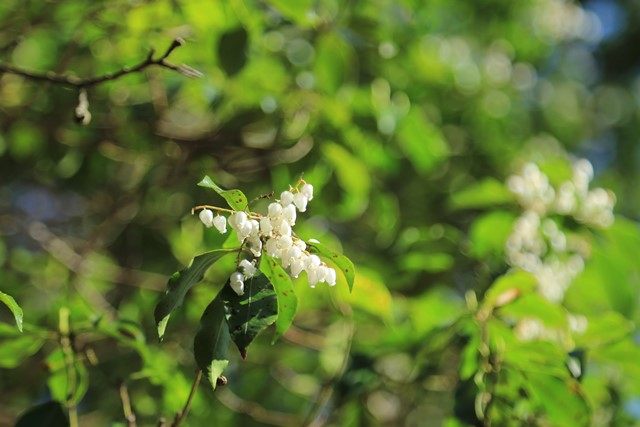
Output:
[[0, 38, 201, 88]]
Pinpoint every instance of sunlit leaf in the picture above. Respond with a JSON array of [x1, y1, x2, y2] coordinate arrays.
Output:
[[259, 255, 297, 342], [0, 291, 23, 332], [197, 176, 249, 211], [154, 248, 238, 340], [450, 178, 514, 210]]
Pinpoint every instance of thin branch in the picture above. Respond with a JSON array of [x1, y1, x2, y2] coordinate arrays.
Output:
[[119, 382, 137, 427], [0, 38, 202, 88], [171, 370, 202, 427], [216, 388, 301, 426]]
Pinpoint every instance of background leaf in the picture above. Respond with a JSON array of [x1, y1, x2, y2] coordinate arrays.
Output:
[[0, 291, 23, 332]]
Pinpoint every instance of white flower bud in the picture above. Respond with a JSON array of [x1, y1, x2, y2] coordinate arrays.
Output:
[[282, 204, 296, 226], [304, 254, 321, 270], [268, 202, 283, 218], [247, 236, 263, 257], [230, 272, 245, 295], [279, 220, 292, 237], [325, 268, 337, 286], [280, 191, 294, 207], [260, 217, 273, 236], [301, 183, 314, 201], [249, 219, 260, 236], [229, 211, 248, 230], [265, 238, 279, 257], [294, 239, 306, 251], [316, 265, 328, 283], [290, 259, 304, 278], [307, 267, 319, 287], [238, 221, 253, 241], [199, 209, 214, 227], [239, 259, 257, 279], [212, 215, 227, 233], [293, 193, 308, 212]]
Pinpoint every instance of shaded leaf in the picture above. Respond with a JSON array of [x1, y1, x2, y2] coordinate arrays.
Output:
[[15, 401, 68, 427], [197, 176, 249, 211], [218, 27, 249, 77], [449, 178, 514, 210], [259, 255, 297, 342], [0, 335, 45, 368], [307, 240, 355, 292], [193, 294, 230, 390], [222, 274, 277, 358], [154, 248, 237, 340], [0, 290, 23, 332]]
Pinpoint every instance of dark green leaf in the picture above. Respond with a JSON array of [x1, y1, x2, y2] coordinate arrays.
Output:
[[259, 255, 297, 342], [0, 290, 23, 332], [197, 175, 249, 211], [193, 294, 230, 390], [217, 27, 249, 77], [306, 240, 355, 292], [0, 335, 45, 368], [222, 274, 277, 359], [154, 248, 237, 340], [15, 401, 69, 427]]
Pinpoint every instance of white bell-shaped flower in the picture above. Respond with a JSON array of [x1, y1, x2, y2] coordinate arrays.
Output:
[[260, 217, 273, 236], [279, 220, 292, 237], [265, 238, 279, 257], [290, 259, 304, 278], [268, 202, 283, 219], [246, 236, 262, 257], [230, 272, 245, 295], [307, 266, 319, 287], [229, 211, 248, 230], [293, 193, 308, 212], [325, 268, 337, 286], [239, 259, 257, 279], [282, 204, 296, 226], [280, 191, 294, 207], [212, 215, 227, 233], [301, 183, 314, 201], [294, 239, 306, 251], [199, 209, 214, 228]]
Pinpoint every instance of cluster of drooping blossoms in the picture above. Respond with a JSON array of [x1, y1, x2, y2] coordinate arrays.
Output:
[[197, 182, 337, 296], [505, 159, 615, 341], [505, 159, 615, 303]]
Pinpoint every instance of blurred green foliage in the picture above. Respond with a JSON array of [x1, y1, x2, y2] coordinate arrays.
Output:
[[1, 0, 640, 425]]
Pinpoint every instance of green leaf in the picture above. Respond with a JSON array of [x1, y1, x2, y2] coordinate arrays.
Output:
[[154, 248, 237, 340], [259, 255, 298, 342], [482, 270, 537, 310], [197, 176, 248, 211], [449, 178, 514, 210], [523, 373, 589, 426], [396, 107, 449, 175], [15, 401, 69, 427], [498, 293, 568, 329], [0, 334, 45, 368], [222, 274, 277, 359], [218, 27, 249, 77], [193, 294, 230, 390], [469, 211, 517, 259], [0, 291, 23, 331], [46, 349, 89, 405], [574, 312, 633, 348], [306, 240, 355, 292]]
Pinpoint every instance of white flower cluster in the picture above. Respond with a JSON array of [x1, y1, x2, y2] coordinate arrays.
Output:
[[197, 182, 336, 295], [506, 159, 615, 302], [507, 160, 615, 227]]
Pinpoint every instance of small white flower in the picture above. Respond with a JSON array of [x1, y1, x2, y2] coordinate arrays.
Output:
[[301, 183, 314, 201], [230, 271, 245, 296], [229, 211, 248, 230], [325, 268, 337, 286], [294, 239, 306, 251], [199, 209, 214, 227], [293, 192, 308, 212], [246, 236, 262, 257], [280, 191, 294, 207], [282, 204, 297, 226], [279, 220, 292, 237], [260, 217, 273, 235], [265, 238, 279, 257], [212, 215, 227, 233], [268, 202, 283, 218], [290, 259, 304, 278], [304, 254, 321, 270], [307, 267, 319, 287], [239, 259, 257, 279]]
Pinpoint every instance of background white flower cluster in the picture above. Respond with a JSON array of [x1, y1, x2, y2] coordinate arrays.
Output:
[[506, 160, 615, 303], [198, 182, 336, 295]]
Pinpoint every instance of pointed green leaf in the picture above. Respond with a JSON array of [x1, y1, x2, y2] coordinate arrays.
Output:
[[221, 274, 277, 358], [154, 248, 237, 340], [306, 240, 355, 292], [15, 401, 69, 427], [259, 255, 297, 342], [193, 294, 230, 390], [197, 176, 248, 211], [0, 291, 23, 332], [0, 334, 45, 368]]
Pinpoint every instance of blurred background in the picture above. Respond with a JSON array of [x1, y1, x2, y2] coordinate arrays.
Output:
[[1, 0, 640, 425]]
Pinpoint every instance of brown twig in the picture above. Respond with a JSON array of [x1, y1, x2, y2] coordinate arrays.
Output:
[[0, 38, 202, 88], [171, 370, 202, 427], [119, 382, 137, 427]]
